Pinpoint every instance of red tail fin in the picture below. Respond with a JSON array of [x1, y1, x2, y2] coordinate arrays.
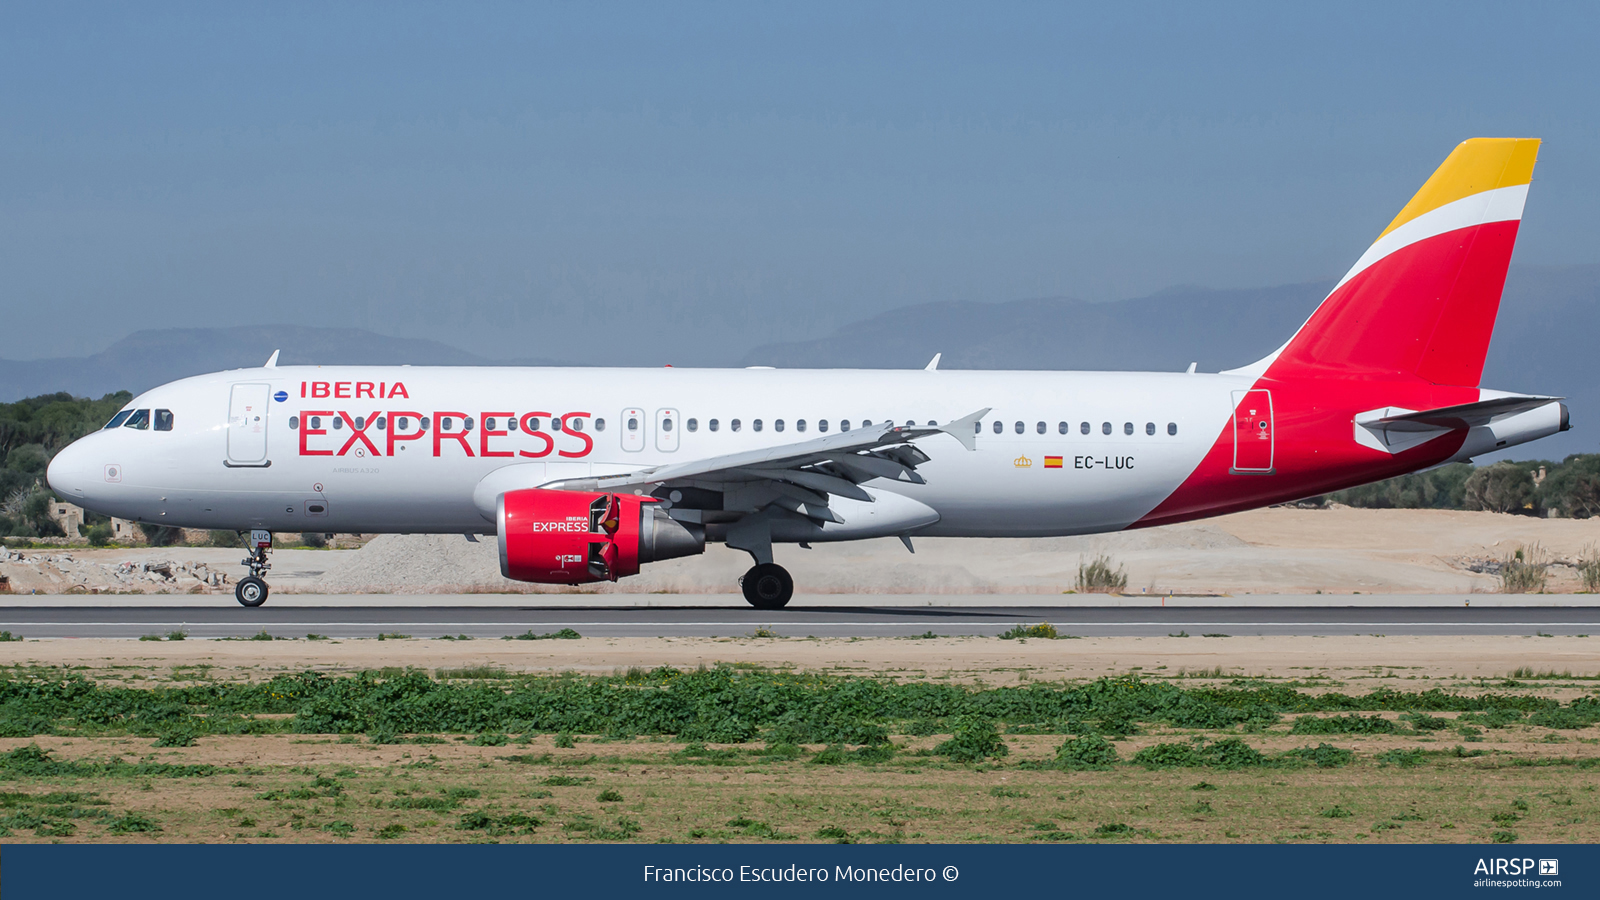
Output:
[[1243, 138, 1539, 386]]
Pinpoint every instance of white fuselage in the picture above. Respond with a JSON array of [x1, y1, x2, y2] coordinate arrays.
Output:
[[46, 365, 1242, 538]]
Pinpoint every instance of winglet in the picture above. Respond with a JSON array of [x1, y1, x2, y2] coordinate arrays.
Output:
[[264, 349, 280, 368], [924, 353, 941, 371], [940, 408, 989, 451]]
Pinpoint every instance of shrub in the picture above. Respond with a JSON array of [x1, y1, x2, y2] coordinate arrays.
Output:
[[1052, 735, 1119, 770], [138, 524, 183, 547], [998, 623, 1058, 640], [1578, 544, 1600, 593], [1318, 805, 1354, 819], [1133, 739, 1269, 770], [1465, 461, 1536, 513], [86, 523, 113, 546], [300, 532, 326, 548], [1282, 744, 1353, 768], [1500, 544, 1548, 594], [934, 716, 1008, 762], [207, 530, 242, 548], [1376, 748, 1428, 768], [1076, 555, 1128, 593], [1291, 714, 1396, 735], [597, 789, 623, 802]]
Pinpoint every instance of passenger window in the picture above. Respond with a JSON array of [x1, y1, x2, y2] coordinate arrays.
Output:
[[552, 418, 562, 431], [377, 416, 387, 430], [928, 420, 937, 426], [974, 421, 982, 434], [104, 410, 133, 429], [906, 420, 916, 427], [355, 415, 366, 429], [709, 419, 720, 432], [753, 419, 763, 432], [861, 420, 871, 428], [484, 417, 494, 430], [1036, 421, 1045, 435], [154, 409, 174, 432], [1168, 422, 1178, 436], [289, 416, 299, 430], [774, 419, 784, 432], [310, 416, 321, 430], [420, 417, 430, 431], [731, 419, 742, 432], [332, 416, 344, 430], [1081, 422, 1090, 435], [818, 420, 829, 433], [528, 417, 541, 431], [840, 420, 850, 431], [439, 417, 452, 431], [686, 418, 698, 432], [627, 416, 638, 431], [1124, 422, 1134, 435], [1014, 421, 1024, 434], [595, 418, 605, 431], [1101, 422, 1111, 435], [1058, 421, 1068, 434], [506, 417, 516, 431], [992, 421, 1002, 434], [572, 417, 585, 432], [1146, 422, 1155, 435], [396, 416, 409, 431], [464, 417, 474, 431], [124, 409, 151, 430]]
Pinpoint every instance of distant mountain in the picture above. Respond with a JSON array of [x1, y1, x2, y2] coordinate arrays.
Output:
[[0, 325, 568, 402], [741, 265, 1600, 461]]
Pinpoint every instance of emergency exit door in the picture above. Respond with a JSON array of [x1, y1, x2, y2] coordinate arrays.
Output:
[[227, 383, 271, 465], [655, 408, 680, 452], [1230, 389, 1274, 473]]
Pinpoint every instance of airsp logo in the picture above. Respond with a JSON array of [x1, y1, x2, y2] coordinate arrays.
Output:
[[1473, 858, 1555, 876]]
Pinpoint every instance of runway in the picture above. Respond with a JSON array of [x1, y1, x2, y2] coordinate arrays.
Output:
[[3, 604, 1598, 639]]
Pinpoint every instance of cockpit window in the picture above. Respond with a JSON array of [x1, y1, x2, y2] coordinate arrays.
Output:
[[154, 409, 174, 432], [123, 409, 151, 430], [104, 410, 133, 429]]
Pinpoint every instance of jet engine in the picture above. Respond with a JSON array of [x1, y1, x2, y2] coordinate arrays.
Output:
[[497, 488, 704, 584]]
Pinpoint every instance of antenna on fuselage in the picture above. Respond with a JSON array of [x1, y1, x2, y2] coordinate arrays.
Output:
[[924, 353, 941, 371], [264, 349, 281, 368]]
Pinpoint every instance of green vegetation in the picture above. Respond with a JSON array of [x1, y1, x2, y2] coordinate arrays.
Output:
[[0, 392, 130, 536], [1326, 454, 1600, 518], [998, 623, 1059, 640], [0, 666, 1582, 744], [1076, 554, 1128, 593]]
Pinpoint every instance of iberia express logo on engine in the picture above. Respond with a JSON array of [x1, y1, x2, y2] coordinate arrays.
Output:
[[293, 381, 596, 459]]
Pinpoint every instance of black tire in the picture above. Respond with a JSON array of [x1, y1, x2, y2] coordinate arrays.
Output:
[[740, 563, 793, 610], [235, 576, 269, 608]]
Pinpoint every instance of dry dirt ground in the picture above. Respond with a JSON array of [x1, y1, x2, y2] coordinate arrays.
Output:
[[6, 507, 1600, 595], [3, 634, 1598, 683], [0, 635, 1595, 844]]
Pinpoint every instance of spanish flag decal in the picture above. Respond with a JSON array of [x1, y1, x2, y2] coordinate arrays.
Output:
[[1044, 456, 1063, 468]]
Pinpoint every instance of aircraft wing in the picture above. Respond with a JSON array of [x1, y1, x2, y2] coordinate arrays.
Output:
[[546, 408, 988, 519]]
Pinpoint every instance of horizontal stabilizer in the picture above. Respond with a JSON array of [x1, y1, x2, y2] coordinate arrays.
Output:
[[1366, 395, 1562, 432]]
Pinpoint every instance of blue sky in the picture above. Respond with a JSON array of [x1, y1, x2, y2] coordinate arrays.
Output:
[[4, 2, 1598, 362]]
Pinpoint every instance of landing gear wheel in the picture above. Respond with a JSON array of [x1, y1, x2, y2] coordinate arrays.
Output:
[[235, 576, 269, 608], [741, 563, 793, 610]]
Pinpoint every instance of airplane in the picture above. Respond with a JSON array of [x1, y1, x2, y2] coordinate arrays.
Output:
[[46, 138, 1567, 609]]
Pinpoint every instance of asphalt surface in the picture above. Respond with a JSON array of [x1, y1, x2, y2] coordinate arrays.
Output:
[[2, 605, 1598, 639]]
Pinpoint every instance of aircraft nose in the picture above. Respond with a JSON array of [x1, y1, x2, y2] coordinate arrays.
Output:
[[46, 440, 93, 501]]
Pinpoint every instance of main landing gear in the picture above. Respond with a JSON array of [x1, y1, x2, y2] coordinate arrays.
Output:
[[740, 563, 793, 610], [235, 530, 273, 608]]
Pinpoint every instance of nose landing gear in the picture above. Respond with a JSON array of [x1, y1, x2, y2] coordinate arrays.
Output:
[[235, 530, 273, 608]]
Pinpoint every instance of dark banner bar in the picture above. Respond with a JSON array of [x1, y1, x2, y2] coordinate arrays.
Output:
[[4, 843, 1593, 899]]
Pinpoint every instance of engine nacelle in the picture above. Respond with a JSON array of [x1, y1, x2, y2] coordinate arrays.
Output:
[[497, 488, 704, 584]]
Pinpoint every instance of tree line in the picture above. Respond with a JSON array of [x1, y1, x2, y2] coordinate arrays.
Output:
[[0, 391, 130, 537], [1324, 456, 1600, 516]]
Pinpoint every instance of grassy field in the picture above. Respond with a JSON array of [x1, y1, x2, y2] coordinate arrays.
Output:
[[0, 657, 1596, 844]]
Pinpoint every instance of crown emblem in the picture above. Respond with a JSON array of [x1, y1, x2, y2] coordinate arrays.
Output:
[[1013, 454, 1033, 468]]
